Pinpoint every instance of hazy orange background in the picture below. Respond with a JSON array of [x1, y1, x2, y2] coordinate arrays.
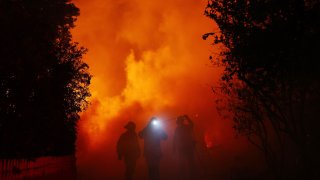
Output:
[[71, 0, 263, 179]]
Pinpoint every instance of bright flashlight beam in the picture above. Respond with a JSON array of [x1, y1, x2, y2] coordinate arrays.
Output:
[[152, 120, 159, 125], [152, 119, 161, 128]]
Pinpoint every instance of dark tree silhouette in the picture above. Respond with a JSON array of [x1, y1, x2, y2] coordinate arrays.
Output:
[[205, 0, 320, 178], [0, 0, 90, 158]]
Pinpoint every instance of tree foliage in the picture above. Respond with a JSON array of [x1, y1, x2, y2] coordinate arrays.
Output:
[[205, 0, 320, 178], [0, 0, 90, 158]]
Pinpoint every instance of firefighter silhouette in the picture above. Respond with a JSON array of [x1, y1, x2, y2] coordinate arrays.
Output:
[[117, 121, 141, 180], [139, 117, 168, 180], [173, 115, 196, 180]]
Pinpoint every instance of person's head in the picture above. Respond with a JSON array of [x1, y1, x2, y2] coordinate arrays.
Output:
[[124, 121, 136, 131], [147, 117, 155, 126]]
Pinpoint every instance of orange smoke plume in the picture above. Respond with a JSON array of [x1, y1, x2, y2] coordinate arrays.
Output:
[[72, 0, 220, 147], [70, 0, 254, 179]]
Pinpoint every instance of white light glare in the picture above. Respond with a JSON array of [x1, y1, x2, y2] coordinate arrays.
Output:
[[152, 119, 161, 127]]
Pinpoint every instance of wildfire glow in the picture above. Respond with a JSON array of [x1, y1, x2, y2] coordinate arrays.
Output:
[[72, 0, 221, 144], [71, 0, 232, 178]]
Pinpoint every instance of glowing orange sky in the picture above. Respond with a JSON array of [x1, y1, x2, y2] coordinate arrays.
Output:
[[72, 0, 266, 179], [72, 0, 221, 147], [70, 0, 262, 179]]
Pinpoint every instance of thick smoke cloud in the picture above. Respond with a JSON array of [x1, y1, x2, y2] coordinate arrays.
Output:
[[72, 0, 264, 179]]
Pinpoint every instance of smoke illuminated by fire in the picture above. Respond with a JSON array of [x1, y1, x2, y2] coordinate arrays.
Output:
[[71, 0, 262, 179], [72, 0, 220, 147]]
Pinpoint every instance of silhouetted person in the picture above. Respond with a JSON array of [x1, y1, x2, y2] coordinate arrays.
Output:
[[173, 115, 196, 180], [117, 121, 141, 180], [139, 117, 168, 180]]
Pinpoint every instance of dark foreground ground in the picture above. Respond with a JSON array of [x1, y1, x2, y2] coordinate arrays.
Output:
[[0, 156, 77, 180], [0, 146, 267, 180]]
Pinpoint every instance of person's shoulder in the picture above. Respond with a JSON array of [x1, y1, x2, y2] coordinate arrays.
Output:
[[119, 132, 126, 138], [118, 132, 126, 142], [121, 130, 132, 137], [138, 128, 145, 134]]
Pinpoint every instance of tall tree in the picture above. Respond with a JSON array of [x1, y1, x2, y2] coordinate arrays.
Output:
[[0, 0, 90, 158], [205, 0, 320, 178]]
